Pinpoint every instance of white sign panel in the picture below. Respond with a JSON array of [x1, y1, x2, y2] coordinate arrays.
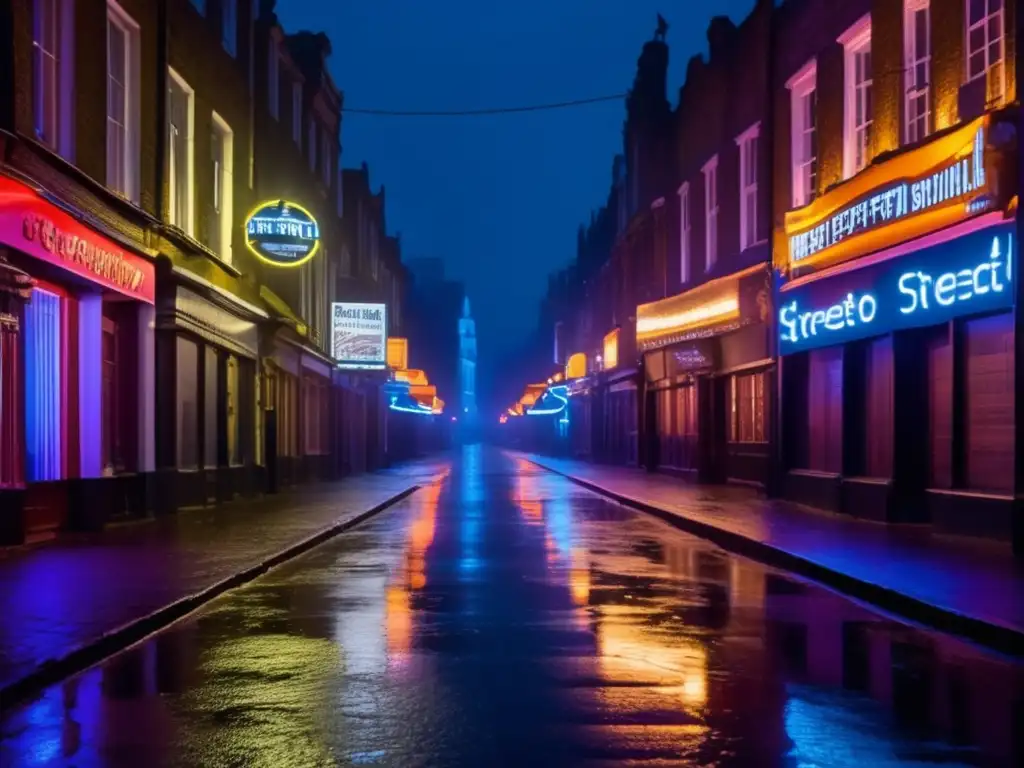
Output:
[[332, 302, 387, 370]]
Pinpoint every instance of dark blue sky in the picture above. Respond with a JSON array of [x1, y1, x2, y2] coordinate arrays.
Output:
[[277, 0, 756, 362]]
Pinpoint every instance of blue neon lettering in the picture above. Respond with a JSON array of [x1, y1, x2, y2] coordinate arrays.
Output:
[[896, 235, 1008, 317], [778, 292, 877, 345]]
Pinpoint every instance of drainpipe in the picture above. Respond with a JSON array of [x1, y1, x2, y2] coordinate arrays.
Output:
[[155, 0, 168, 225]]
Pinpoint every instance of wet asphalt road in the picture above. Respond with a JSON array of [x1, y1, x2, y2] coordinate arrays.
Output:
[[2, 446, 1022, 767]]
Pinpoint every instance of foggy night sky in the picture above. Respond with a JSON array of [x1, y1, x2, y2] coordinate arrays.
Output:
[[275, 0, 757, 398]]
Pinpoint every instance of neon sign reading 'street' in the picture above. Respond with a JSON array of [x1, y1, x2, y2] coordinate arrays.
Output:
[[778, 224, 1013, 353], [789, 127, 987, 264]]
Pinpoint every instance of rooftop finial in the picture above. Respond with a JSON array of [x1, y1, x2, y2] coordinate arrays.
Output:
[[655, 13, 669, 42]]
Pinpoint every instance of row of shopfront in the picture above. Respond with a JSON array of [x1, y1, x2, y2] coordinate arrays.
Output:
[[511, 112, 1021, 548], [0, 168, 397, 545]]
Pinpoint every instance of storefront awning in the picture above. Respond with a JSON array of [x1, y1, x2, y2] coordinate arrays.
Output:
[[636, 262, 770, 352]]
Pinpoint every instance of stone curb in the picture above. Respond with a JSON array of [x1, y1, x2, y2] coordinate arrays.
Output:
[[525, 457, 1024, 659], [0, 484, 420, 710]]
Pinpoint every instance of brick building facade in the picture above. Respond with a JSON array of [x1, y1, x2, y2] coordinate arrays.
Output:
[[0, 0, 405, 543], [519, 0, 1021, 551]]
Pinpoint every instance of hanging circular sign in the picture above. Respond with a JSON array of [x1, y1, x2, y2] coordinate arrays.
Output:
[[244, 200, 321, 268]]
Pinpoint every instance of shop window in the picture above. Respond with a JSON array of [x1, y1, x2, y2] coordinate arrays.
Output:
[[303, 375, 328, 455], [904, 0, 931, 144], [806, 347, 842, 473], [729, 372, 766, 444], [966, 0, 1005, 105], [963, 312, 1013, 493], [210, 112, 234, 264], [926, 328, 953, 487], [176, 336, 199, 469], [861, 336, 893, 478], [840, 15, 873, 178], [204, 346, 218, 468], [227, 355, 241, 466], [101, 317, 119, 473], [787, 61, 817, 207], [106, 0, 140, 202], [24, 288, 63, 482]]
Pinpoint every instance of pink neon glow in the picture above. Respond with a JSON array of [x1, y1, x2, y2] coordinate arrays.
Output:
[[0, 175, 155, 303], [781, 212, 1009, 292]]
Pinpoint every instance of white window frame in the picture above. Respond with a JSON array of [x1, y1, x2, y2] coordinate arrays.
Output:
[[677, 181, 690, 285], [267, 39, 279, 119], [291, 82, 302, 144], [904, 0, 931, 144], [167, 67, 195, 236], [106, 0, 140, 203], [787, 60, 817, 208], [32, 0, 75, 157], [210, 111, 234, 264], [702, 155, 718, 272], [965, 0, 1005, 105], [735, 122, 760, 251], [839, 15, 872, 179], [222, 0, 236, 56]]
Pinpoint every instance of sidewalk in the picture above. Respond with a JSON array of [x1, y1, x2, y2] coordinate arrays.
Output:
[[0, 458, 445, 701], [518, 452, 1024, 654]]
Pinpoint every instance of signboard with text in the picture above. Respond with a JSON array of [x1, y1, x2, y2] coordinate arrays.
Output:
[[244, 200, 320, 267], [778, 221, 1014, 354], [0, 175, 154, 303], [332, 302, 387, 369], [779, 115, 999, 273]]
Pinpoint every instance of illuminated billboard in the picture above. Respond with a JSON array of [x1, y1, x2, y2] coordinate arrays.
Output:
[[332, 302, 387, 369], [778, 221, 1013, 354]]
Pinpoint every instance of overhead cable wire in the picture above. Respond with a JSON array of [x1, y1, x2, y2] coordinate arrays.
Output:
[[341, 93, 628, 116]]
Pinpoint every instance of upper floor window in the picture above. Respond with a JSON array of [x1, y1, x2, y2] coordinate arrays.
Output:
[[787, 61, 817, 208], [966, 0, 1005, 104], [677, 182, 690, 285], [321, 127, 332, 186], [307, 120, 317, 171], [33, 0, 72, 158], [291, 82, 302, 143], [167, 68, 195, 235], [222, 0, 236, 56], [190, 0, 205, 15], [106, 1, 140, 203], [702, 156, 718, 272], [267, 40, 279, 118], [210, 112, 234, 263], [904, 0, 931, 144], [840, 15, 872, 178], [336, 166, 344, 217], [736, 122, 760, 251]]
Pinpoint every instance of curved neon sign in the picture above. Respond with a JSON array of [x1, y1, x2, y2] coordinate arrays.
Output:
[[527, 385, 568, 416], [244, 199, 320, 268]]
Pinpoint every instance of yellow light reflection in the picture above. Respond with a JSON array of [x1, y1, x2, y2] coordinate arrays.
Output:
[[386, 474, 445, 664], [597, 605, 709, 711]]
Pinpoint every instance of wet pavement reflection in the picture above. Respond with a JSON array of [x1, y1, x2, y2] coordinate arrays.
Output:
[[2, 446, 1022, 766]]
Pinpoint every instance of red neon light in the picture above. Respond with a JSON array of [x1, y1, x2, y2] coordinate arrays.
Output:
[[0, 175, 155, 304]]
